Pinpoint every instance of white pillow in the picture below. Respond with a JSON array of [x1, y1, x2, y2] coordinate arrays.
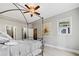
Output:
[[0, 31, 14, 44], [0, 37, 9, 44], [0, 32, 13, 40], [5, 41, 18, 46]]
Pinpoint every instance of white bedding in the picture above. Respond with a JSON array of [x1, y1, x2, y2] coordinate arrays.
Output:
[[27, 49, 42, 56], [0, 40, 42, 56]]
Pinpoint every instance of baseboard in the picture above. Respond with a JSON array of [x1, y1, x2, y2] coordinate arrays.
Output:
[[45, 44, 79, 54]]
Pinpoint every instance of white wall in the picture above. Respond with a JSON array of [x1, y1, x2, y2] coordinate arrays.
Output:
[[31, 7, 79, 50], [0, 15, 26, 40]]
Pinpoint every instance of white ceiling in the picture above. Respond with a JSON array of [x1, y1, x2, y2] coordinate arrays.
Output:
[[0, 3, 79, 23]]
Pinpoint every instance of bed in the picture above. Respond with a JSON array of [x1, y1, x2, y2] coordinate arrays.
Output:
[[0, 31, 42, 56]]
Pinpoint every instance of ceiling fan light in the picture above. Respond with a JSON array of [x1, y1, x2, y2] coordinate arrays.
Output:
[[24, 4, 40, 17]]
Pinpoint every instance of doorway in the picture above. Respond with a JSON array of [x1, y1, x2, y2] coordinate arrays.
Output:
[[33, 28, 37, 40]]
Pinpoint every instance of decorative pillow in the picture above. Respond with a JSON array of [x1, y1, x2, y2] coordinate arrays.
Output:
[[0, 32, 13, 40], [5, 41, 18, 46], [0, 37, 9, 44], [0, 31, 14, 44]]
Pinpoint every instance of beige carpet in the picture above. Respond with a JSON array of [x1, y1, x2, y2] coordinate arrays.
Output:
[[43, 46, 79, 56]]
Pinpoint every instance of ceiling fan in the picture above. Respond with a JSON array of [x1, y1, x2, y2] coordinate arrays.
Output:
[[23, 4, 40, 17]]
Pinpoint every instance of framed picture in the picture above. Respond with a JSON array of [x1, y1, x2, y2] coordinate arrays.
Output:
[[59, 21, 70, 34], [6, 25, 16, 39], [57, 17, 72, 35]]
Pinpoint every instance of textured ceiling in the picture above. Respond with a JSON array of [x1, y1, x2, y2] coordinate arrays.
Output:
[[0, 3, 79, 23]]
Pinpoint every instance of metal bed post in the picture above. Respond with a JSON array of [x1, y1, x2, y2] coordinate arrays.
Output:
[[37, 15, 44, 56], [41, 17, 44, 56]]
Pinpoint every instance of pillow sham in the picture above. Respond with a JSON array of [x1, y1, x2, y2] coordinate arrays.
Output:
[[0, 37, 9, 44], [5, 41, 18, 46], [0, 32, 13, 40]]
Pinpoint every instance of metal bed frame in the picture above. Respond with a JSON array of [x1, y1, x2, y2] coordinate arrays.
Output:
[[0, 3, 44, 56]]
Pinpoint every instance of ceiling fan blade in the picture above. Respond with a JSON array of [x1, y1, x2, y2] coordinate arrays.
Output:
[[23, 11, 29, 13], [35, 5, 40, 10], [34, 12, 40, 15], [25, 4, 30, 9]]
